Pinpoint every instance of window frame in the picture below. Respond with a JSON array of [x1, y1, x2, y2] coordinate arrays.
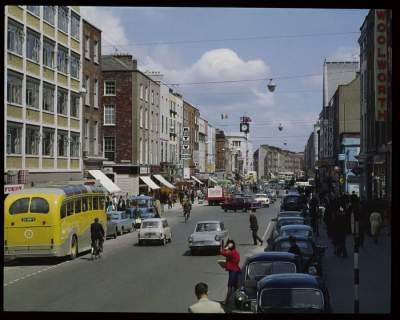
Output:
[[70, 92, 80, 118], [69, 52, 80, 79], [57, 6, 69, 34], [25, 125, 40, 155], [57, 45, 69, 74], [70, 12, 80, 40], [104, 80, 116, 96], [7, 121, 22, 155], [7, 19, 24, 56], [103, 104, 116, 126], [93, 40, 99, 64], [26, 77, 40, 109], [57, 87, 68, 116], [27, 6, 40, 17], [70, 132, 80, 158], [7, 70, 23, 106], [42, 127, 55, 157], [42, 82, 55, 112], [57, 130, 68, 157], [43, 38, 55, 69], [104, 136, 116, 161], [43, 6, 55, 26]]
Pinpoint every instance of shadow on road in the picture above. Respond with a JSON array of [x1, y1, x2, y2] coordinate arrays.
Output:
[[4, 256, 68, 267]]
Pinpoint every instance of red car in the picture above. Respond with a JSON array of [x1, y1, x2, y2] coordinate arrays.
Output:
[[221, 196, 260, 212]]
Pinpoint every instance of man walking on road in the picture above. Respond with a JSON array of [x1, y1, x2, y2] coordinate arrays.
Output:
[[188, 282, 225, 313], [249, 213, 263, 246], [370, 210, 383, 244], [309, 193, 320, 236]]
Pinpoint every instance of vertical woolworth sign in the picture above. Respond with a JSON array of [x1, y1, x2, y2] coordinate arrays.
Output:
[[375, 9, 388, 121]]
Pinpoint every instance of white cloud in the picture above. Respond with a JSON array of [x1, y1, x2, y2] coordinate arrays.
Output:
[[327, 46, 360, 62], [80, 7, 129, 54]]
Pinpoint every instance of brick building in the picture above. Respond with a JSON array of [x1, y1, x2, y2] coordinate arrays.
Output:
[[183, 101, 199, 177]]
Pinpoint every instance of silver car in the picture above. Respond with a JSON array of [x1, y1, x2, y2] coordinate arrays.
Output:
[[188, 220, 229, 255]]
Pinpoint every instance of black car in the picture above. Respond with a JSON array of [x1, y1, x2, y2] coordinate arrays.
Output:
[[256, 273, 332, 313], [228, 252, 299, 313], [266, 235, 326, 276], [280, 194, 307, 212]]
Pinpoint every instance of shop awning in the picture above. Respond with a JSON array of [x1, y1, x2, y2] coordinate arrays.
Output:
[[88, 170, 121, 193], [153, 174, 176, 189], [209, 177, 218, 184], [191, 176, 204, 185], [140, 176, 160, 190]]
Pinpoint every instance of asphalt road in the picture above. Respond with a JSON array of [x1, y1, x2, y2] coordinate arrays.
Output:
[[4, 200, 279, 312]]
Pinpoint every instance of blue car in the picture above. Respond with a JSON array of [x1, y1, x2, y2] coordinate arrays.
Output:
[[126, 195, 158, 228]]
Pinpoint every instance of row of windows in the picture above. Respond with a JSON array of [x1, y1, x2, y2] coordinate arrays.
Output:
[[10, 197, 49, 214], [24, 6, 80, 39], [60, 196, 105, 219], [7, 70, 80, 117], [7, 121, 80, 157], [8, 18, 81, 77], [84, 35, 99, 63]]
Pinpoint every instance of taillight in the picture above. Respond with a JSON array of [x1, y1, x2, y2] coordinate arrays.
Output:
[[51, 238, 54, 248], [11, 222, 14, 226], [42, 221, 46, 225], [5, 240, 7, 246]]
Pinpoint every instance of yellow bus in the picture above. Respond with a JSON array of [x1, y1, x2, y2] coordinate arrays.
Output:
[[4, 185, 107, 259]]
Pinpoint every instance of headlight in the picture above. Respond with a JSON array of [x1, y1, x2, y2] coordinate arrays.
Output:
[[235, 291, 248, 306], [188, 236, 193, 243], [215, 235, 221, 241], [308, 265, 318, 275]]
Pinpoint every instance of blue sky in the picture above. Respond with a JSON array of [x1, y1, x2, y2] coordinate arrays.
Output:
[[81, 7, 369, 152]]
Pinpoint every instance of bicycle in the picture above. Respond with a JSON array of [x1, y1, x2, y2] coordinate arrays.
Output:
[[91, 238, 103, 260], [184, 209, 190, 223]]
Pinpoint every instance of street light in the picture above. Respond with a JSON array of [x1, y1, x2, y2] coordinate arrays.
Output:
[[267, 79, 276, 92]]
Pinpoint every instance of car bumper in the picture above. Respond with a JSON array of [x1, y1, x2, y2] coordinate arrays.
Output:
[[4, 244, 64, 258], [189, 241, 220, 249]]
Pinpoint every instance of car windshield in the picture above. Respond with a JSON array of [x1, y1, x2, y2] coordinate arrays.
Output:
[[275, 240, 314, 255], [196, 223, 220, 232], [260, 288, 324, 310], [279, 212, 301, 217], [247, 261, 296, 280], [142, 221, 161, 228], [281, 229, 311, 238], [111, 213, 121, 220], [137, 199, 150, 208], [278, 220, 304, 229], [284, 196, 300, 204]]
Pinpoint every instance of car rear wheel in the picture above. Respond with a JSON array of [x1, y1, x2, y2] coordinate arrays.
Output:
[[69, 236, 78, 260], [224, 209, 228, 212], [191, 248, 197, 256], [162, 236, 166, 246], [113, 227, 117, 239], [121, 227, 125, 234]]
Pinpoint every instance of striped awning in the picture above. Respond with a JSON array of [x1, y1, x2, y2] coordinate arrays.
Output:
[[209, 177, 218, 184], [140, 176, 160, 190], [191, 176, 204, 185], [153, 174, 176, 189]]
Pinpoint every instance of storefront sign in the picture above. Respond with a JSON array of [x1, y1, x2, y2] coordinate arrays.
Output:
[[375, 9, 388, 121], [140, 166, 149, 174], [4, 184, 24, 194]]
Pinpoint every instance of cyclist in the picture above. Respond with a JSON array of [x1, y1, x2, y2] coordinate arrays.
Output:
[[90, 217, 105, 256], [183, 200, 192, 222]]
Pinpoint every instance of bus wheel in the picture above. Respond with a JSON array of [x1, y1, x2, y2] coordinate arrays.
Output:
[[70, 236, 78, 260]]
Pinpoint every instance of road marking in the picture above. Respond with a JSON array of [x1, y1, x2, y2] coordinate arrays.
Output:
[[262, 221, 272, 240]]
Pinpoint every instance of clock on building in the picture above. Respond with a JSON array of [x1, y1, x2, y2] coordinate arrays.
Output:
[[240, 123, 249, 133]]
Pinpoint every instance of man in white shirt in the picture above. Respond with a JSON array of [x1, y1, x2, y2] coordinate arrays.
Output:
[[188, 282, 225, 313]]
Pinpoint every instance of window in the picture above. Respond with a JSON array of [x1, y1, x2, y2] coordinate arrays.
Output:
[[70, 133, 80, 157], [57, 130, 68, 157], [99, 197, 105, 210], [71, 13, 80, 39], [94, 121, 99, 155], [94, 40, 99, 63], [85, 35, 90, 59], [70, 52, 80, 79], [10, 198, 30, 215], [145, 87, 149, 102], [140, 138, 143, 163], [43, 83, 55, 112], [161, 115, 164, 133], [43, 6, 55, 25], [145, 139, 148, 163], [104, 137, 115, 161], [140, 84, 144, 99], [70, 92, 80, 118], [27, 6, 40, 16], [57, 45, 68, 73], [145, 108, 148, 129], [25, 125, 40, 155], [42, 127, 54, 156], [7, 122, 22, 154], [140, 106, 143, 127], [65, 201, 73, 216], [7, 71, 23, 105], [58, 6, 69, 33], [26, 77, 40, 109], [94, 79, 99, 108], [75, 198, 81, 213], [104, 105, 116, 125], [84, 119, 89, 152], [26, 30, 40, 63], [104, 80, 116, 96], [150, 111, 153, 130], [88, 197, 93, 211], [151, 90, 154, 104], [92, 197, 99, 210], [57, 88, 68, 115], [7, 19, 24, 55], [61, 202, 67, 218], [43, 38, 55, 68], [84, 76, 90, 105], [82, 197, 88, 212], [30, 198, 49, 214]]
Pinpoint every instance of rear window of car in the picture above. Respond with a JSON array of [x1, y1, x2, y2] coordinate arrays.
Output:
[[247, 261, 296, 280], [142, 221, 161, 228], [30, 197, 49, 213], [9, 197, 30, 215], [275, 240, 313, 255], [196, 223, 220, 232]]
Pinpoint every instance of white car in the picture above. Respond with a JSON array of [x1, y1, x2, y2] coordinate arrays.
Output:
[[254, 193, 270, 207], [138, 218, 172, 246]]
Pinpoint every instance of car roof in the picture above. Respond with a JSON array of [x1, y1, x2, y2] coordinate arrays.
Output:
[[279, 211, 302, 214], [246, 252, 297, 264], [142, 218, 165, 222], [196, 220, 222, 224], [280, 224, 312, 231], [127, 195, 153, 200], [277, 216, 304, 221], [258, 273, 320, 289], [274, 235, 312, 242]]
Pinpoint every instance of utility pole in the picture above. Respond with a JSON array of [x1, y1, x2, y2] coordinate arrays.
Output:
[[353, 201, 360, 313]]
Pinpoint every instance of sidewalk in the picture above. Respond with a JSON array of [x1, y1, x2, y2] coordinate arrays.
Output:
[[317, 221, 391, 313]]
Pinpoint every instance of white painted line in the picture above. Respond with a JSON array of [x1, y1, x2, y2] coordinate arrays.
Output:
[[262, 222, 272, 240]]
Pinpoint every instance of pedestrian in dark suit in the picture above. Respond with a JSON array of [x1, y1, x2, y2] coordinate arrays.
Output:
[[249, 213, 263, 246]]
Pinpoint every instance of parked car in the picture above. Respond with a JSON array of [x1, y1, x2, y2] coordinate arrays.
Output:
[[107, 211, 134, 235], [279, 224, 314, 240], [221, 196, 260, 213], [255, 273, 332, 313], [106, 214, 118, 239], [254, 194, 270, 207], [266, 190, 277, 203], [266, 235, 326, 276], [280, 194, 306, 212], [227, 252, 299, 313], [137, 218, 172, 246], [188, 221, 229, 255], [272, 216, 306, 238], [277, 210, 303, 218]]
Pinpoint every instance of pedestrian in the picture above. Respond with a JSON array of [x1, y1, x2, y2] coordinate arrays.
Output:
[[191, 190, 195, 204], [154, 197, 162, 217], [220, 239, 241, 304], [117, 196, 126, 211], [335, 201, 348, 258], [370, 210, 383, 244], [168, 193, 173, 209], [188, 282, 225, 313], [309, 193, 319, 236], [249, 213, 263, 246], [288, 235, 304, 271]]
